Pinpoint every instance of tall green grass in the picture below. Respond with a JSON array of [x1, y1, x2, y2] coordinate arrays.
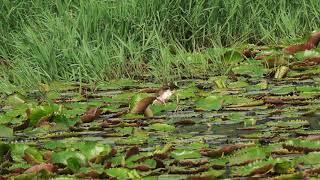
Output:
[[0, 0, 319, 88]]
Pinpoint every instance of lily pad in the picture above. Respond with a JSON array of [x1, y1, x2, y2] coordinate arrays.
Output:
[[196, 96, 223, 111]]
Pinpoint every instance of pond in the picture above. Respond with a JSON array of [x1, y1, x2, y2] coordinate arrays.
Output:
[[1, 45, 320, 179]]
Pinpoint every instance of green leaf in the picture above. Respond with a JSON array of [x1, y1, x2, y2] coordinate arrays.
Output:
[[223, 49, 244, 64], [297, 152, 320, 165], [0, 143, 10, 162], [274, 161, 294, 174], [232, 61, 267, 77], [171, 149, 201, 160], [67, 157, 81, 172], [6, 94, 25, 106], [44, 141, 66, 150], [106, 168, 129, 180], [196, 96, 223, 111], [143, 159, 157, 169], [11, 144, 29, 163], [78, 142, 111, 160], [28, 104, 60, 126], [294, 49, 320, 61], [9, 172, 37, 180], [149, 102, 177, 116], [54, 114, 76, 127], [270, 86, 296, 95], [24, 147, 44, 163], [176, 86, 197, 100], [0, 125, 13, 138], [52, 151, 86, 165], [150, 123, 175, 132]]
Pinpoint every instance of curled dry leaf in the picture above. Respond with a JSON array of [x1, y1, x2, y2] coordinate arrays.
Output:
[[13, 119, 30, 131], [25, 163, 56, 173], [255, 52, 274, 60], [169, 165, 210, 174], [201, 144, 252, 158], [36, 116, 52, 127], [77, 171, 100, 179], [176, 159, 209, 167], [282, 144, 320, 153], [248, 164, 273, 176], [43, 151, 53, 161], [81, 107, 102, 123], [243, 48, 261, 58], [125, 146, 140, 159], [294, 57, 320, 66], [132, 165, 150, 171]]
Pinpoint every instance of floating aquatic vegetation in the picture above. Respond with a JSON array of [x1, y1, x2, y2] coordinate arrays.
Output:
[[1, 35, 320, 178]]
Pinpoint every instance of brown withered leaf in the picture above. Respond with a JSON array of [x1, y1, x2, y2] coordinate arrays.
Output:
[[263, 96, 308, 105], [43, 151, 52, 161], [201, 144, 253, 158], [242, 48, 261, 58], [132, 165, 150, 171], [248, 164, 273, 176], [169, 165, 210, 174], [125, 146, 140, 159], [77, 171, 100, 179], [81, 107, 102, 123], [10, 168, 26, 174], [302, 135, 320, 140], [255, 52, 274, 60], [23, 153, 38, 165], [36, 116, 52, 127], [175, 159, 209, 167], [13, 119, 30, 131], [25, 163, 56, 173], [283, 144, 320, 153], [294, 57, 320, 66], [155, 158, 165, 169], [187, 174, 216, 180]]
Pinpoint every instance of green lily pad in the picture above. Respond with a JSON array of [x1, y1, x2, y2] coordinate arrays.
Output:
[[105, 168, 130, 180], [77, 142, 111, 160], [171, 149, 201, 160], [24, 147, 44, 163], [232, 61, 267, 78], [52, 151, 86, 166], [150, 123, 175, 132], [196, 96, 223, 111], [0, 125, 13, 138], [294, 49, 320, 61]]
